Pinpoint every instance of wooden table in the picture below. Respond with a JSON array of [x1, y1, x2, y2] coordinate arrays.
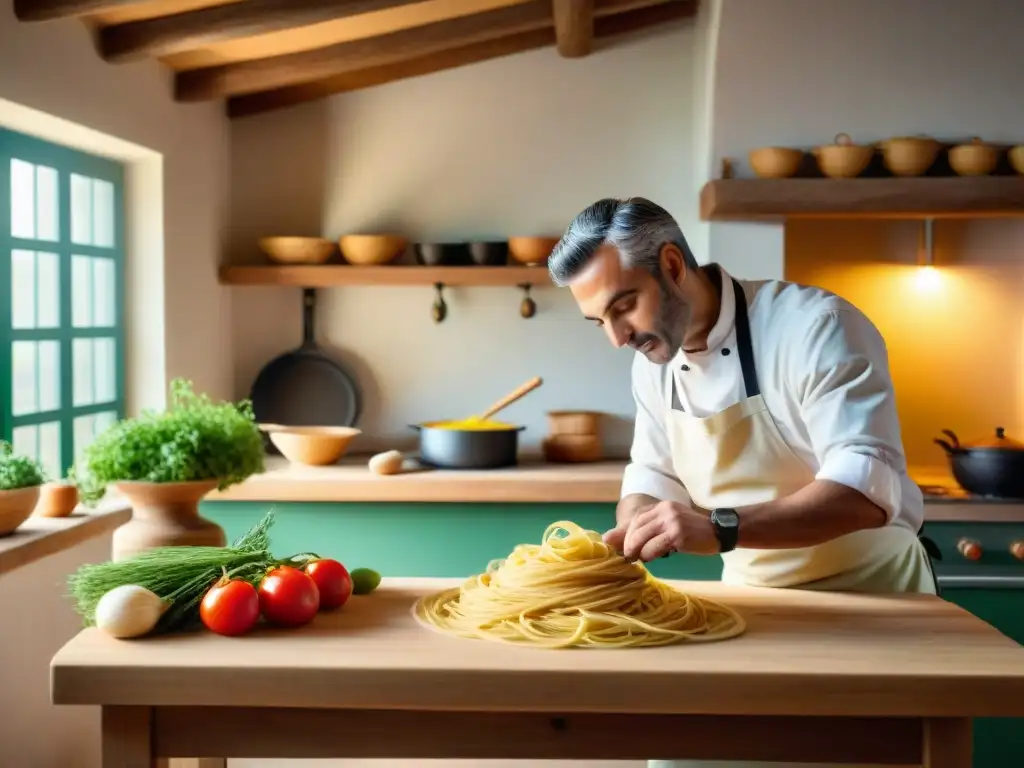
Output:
[[51, 578, 1024, 767]]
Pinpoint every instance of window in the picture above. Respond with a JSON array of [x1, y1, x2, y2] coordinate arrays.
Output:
[[0, 127, 125, 480]]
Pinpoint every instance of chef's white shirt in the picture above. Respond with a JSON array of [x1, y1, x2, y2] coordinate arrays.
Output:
[[621, 265, 924, 535]]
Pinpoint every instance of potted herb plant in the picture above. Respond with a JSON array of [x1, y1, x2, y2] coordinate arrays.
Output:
[[0, 441, 46, 536], [73, 378, 266, 561]]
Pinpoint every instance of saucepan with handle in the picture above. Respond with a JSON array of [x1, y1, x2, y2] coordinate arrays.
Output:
[[933, 427, 1024, 499], [412, 377, 543, 469]]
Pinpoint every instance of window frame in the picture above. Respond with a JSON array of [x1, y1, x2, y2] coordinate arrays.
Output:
[[0, 126, 126, 478]]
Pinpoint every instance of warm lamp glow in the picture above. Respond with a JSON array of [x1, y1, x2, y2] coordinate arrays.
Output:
[[913, 265, 943, 293]]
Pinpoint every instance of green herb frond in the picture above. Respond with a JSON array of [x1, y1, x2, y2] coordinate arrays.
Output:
[[0, 440, 46, 491]]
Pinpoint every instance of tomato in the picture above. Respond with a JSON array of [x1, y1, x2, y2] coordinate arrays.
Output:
[[258, 566, 320, 627], [303, 559, 353, 610], [200, 577, 260, 637]]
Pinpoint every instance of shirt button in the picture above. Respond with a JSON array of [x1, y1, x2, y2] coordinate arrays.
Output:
[[680, 364, 690, 371], [721, 348, 731, 356]]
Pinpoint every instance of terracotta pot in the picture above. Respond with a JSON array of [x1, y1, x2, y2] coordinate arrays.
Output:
[[0, 486, 41, 536], [34, 481, 79, 518], [111, 480, 225, 561]]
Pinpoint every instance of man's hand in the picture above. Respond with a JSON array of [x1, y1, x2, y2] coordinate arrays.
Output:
[[603, 501, 719, 561]]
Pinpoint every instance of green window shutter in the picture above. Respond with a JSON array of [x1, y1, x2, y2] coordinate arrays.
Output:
[[0, 127, 126, 480]]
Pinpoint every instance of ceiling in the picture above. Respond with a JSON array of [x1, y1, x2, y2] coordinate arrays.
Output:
[[13, 0, 698, 118]]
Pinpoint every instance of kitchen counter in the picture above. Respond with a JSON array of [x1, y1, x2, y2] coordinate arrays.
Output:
[[0, 500, 130, 577], [51, 577, 1024, 766], [206, 455, 1024, 521]]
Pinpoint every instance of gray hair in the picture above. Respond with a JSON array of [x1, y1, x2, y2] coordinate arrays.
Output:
[[548, 197, 697, 287]]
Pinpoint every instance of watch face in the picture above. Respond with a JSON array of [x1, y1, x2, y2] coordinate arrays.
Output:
[[713, 508, 739, 528]]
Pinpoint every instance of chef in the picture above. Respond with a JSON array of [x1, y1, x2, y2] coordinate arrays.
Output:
[[548, 196, 939, 768]]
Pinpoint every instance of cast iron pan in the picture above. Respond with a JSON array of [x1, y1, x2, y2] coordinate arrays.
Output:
[[250, 288, 361, 444]]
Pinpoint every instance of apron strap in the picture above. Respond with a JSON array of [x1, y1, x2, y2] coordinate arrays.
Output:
[[732, 278, 760, 399], [670, 276, 760, 412]]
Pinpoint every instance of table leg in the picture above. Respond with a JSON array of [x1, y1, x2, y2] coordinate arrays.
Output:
[[923, 717, 972, 768], [102, 706, 154, 768]]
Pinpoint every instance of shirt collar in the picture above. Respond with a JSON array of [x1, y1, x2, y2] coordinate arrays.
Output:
[[679, 263, 735, 359]]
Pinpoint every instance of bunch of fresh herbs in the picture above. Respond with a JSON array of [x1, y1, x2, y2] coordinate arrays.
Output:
[[73, 378, 266, 505], [0, 440, 46, 491], [67, 509, 317, 632]]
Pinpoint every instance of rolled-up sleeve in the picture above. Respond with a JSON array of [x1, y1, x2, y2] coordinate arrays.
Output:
[[620, 353, 690, 503], [793, 308, 905, 522]]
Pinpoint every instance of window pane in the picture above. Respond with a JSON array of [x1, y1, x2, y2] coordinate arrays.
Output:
[[70, 173, 92, 245], [93, 337, 116, 403], [73, 414, 95, 460], [92, 179, 115, 248], [73, 338, 94, 406], [93, 257, 115, 327], [72, 255, 92, 328], [12, 341, 37, 416], [12, 425, 38, 464], [10, 158, 35, 239], [38, 340, 60, 412], [36, 165, 59, 243], [94, 410, 117, 436], [39, 422, 61, 480], [11, 249, 35, 329], [36, 251, 60, 328]]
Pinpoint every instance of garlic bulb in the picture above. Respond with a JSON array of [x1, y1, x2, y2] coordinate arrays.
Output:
[[94, 585, 168, 639], [368, 450, 404, 476]]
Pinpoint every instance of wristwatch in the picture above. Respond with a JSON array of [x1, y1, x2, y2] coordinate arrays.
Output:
[[710, 508, 740, 553]]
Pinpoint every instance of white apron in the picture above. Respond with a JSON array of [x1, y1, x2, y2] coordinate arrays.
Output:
[[649, 277, 937, 768]]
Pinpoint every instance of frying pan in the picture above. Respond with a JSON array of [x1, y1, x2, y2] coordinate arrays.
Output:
[[250, 289, 361, 443]]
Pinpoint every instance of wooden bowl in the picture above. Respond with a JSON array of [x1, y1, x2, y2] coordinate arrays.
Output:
[[508, 236, 560, 266], [0, 486, 41, 536], [33, 481, 79, 518], [812, 133, 873, 179], [748, 147, 803, 179], [876, 136, 941, 177], [258, 237, 336, 265], [547, 410, 602, 436], [338, 234, 408, 266], [261, 424, 362, 466], [949, 138, 998, 176], [1009, 145, 1024, 175], [542, 434, 603, 463]]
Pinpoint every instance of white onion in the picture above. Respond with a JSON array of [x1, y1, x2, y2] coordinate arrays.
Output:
[[94, 584, 168, 639]]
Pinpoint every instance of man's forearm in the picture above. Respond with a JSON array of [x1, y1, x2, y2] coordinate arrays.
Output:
[[735, 479, 888, 549], [616, 493, 659, 527]]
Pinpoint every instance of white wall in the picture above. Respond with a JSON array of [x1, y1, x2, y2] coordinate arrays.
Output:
[[0, 3, 233, 407], [229, 22, 699, 454]]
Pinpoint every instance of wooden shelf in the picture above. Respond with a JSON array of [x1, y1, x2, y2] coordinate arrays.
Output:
[[700, 176, 1024, 221], [218, 265, 554, 287]]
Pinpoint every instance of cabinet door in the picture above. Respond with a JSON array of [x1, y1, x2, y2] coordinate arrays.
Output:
[[942, 589, 1024, 768]]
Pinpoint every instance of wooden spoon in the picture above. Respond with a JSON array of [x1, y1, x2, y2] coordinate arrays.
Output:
[[472, 376, 543, 423]]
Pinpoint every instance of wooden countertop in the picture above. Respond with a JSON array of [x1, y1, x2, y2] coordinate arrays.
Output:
[[0, 500, 130, 577], [51, 577, 1024, 718], [206, 456, 1024, 521], [207, 455, 627, 504]]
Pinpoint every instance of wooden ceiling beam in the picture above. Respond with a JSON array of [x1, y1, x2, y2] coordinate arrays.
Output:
[[175, 0, 688, 102], [13, 0, 147, 21], [553, 0, 594, 58], [100, 0, 425, 62], [227, 0, 695, 119]]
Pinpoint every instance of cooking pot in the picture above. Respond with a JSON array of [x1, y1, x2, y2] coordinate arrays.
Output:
[[412, 421, 525, 469], [933, 427, 1024, 499]]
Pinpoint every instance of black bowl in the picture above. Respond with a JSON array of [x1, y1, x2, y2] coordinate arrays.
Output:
[[415, 243, 472, 266]]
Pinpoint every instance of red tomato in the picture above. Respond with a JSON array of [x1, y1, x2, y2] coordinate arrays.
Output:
[[304, 559, 353, 610], [200, 578, 260, 637], [258, 566, 320, 627]]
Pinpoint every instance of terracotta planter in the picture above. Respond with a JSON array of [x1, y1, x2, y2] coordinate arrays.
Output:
[[34, 481, 80, 518], [111, 480, 226, 561], [0, 486, 41, 536]]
